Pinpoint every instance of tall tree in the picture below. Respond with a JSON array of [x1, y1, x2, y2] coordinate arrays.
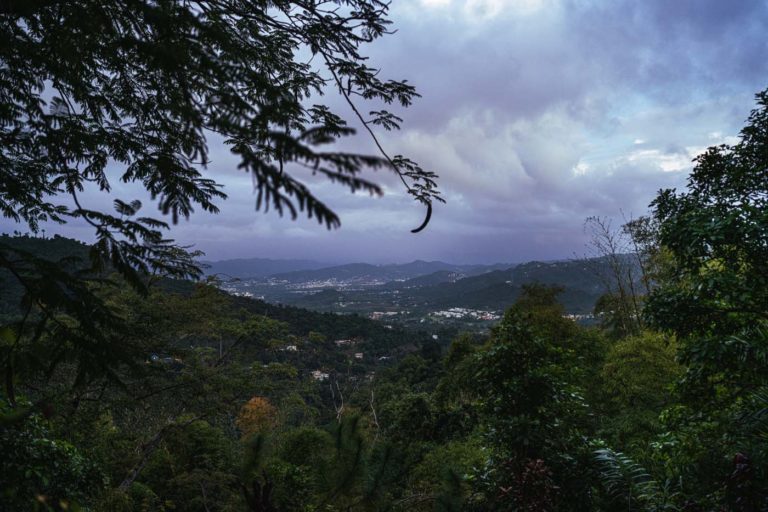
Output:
[[644, 88, 768, 508], [647, 88, 768, 401], [473, 285, 594, 510], [583, 215, 647, 337]]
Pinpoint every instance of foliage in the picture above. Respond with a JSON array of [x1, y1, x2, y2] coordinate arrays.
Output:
[[599, 332, 681, 447], [647, 88, 768, 401], [595, 448, 679, 512], [140, 418, 238, 512], [584, 216, 649, 338], [237, 396, 279, 438], [0, 0, 443, 430], [0, 397, 105, 510], [472, 285, 596, 510], [639, 87, 768, 509], [1, 0, 443, 237], [407, 439, 485, 506]]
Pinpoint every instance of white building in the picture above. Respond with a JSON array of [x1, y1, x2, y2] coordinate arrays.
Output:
[[311, 370, 329, 381]]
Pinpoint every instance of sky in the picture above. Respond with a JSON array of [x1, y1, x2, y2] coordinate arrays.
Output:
[[7, 0, 768, 264]]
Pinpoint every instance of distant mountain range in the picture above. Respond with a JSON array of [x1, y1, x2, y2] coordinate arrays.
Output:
[[203, 257, 329, 278], [273, 257, 640, 315], [205, 254, 639, 315], [268, 261, 513, 283], [385, 259, 608, 312], [203, 257, 514, 282], [2, 235, 642, 324]]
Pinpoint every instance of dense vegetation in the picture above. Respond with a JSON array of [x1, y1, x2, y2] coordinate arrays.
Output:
[[0, 245, 756, 510]]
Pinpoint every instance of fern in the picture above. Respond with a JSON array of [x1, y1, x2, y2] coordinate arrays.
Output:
[[594, 448, 679, 512]]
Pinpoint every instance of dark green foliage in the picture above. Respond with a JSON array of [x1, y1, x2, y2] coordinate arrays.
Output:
[[141, 419, 237, 511], [637, 88, 768, 509], [0, 234, 89, 318], [477, 310, 570, 458], [0, 0, 440, 248], [647, 88, 768, 400], [0, 398, 105, 509], [594, 448, 678, 512], [0, 237, 139, 406], [2, 229, 757, 511], [475, 286, 587, 459], [469, 285, 598, 510], [598, 332, 681, 448]]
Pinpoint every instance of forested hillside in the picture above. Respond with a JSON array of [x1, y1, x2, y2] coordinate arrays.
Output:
[[267, 261, 511, 283], [203, 257, 329, 279], [220, 256, 641, 319]]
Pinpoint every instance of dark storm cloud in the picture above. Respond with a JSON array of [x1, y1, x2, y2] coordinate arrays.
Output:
[[571, 0, 768, 96]]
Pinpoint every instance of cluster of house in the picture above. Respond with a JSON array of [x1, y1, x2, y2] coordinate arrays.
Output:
[[563, 313, 595, 321], [310, 370, 378, 382], [306, 336, 397, 381], [311, 370, 330, 381], [147, 354, 183, 367], [219, 286, 263, 300], [368, 311, 401, 320], [431, 307, 501, 321]]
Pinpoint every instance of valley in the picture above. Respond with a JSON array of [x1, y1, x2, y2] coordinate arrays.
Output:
[[207, 257, 629, 330]]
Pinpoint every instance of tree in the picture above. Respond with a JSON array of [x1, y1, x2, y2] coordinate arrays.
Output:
[[237, 396, 279, 437], [647, 88, 768, 401], [0, 399, 105, 509], [598, 332, 680, 447], [0, 0, 441, 412], [583, 216, 648, 338], [0, 0, 442, 251], [644, 88, 768, 507], [473, 285, 594, 510]]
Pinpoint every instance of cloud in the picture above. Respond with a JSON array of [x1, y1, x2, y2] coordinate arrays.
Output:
[[4, 0, 767, 263]]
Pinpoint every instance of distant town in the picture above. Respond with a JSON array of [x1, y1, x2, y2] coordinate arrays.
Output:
[[215, 260, 607, 332]]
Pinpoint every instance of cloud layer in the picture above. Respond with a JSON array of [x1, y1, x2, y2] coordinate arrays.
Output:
[[5, 0, 768, 263]]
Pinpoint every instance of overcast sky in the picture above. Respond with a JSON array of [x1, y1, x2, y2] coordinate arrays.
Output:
[[7, 0, 768, 264]]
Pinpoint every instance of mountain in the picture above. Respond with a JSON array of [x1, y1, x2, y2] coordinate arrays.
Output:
[[270, 257, 642, 316], [271, 260, 512, 283], [388, 270, 469, 288], [0, 234, 445, 357], [395, 258, 638, 313], [0, 234, 92, 319], [203, 257, 328, 279]]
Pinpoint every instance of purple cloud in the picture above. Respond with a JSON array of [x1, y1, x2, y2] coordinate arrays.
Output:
[[3, 0, 767, 264]]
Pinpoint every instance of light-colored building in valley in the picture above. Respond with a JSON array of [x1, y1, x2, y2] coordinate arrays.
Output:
[[311, 370, 329, 381]]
